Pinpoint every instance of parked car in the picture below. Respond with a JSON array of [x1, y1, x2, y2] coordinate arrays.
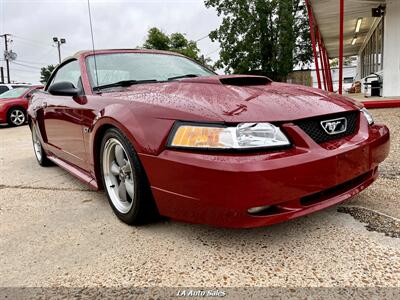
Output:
[[0, 83, 31, 95], [27, 49, 390, 228], [0, 85, 43, 126]]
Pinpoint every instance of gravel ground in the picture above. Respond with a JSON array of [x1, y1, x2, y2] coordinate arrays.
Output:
[[341, 108, 400, 231], [0, 108, 399, 298], [338, 206, 400, 238]]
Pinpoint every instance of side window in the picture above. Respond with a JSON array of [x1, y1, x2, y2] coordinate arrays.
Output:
[[0, 86, 9, 94], [50, 60, 81, 89]]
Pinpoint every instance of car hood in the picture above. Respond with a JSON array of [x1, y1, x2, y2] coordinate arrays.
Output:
[[105, 75, 361, 122]]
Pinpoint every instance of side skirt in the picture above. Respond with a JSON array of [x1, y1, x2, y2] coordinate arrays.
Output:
[[47, 155, 99, 191]]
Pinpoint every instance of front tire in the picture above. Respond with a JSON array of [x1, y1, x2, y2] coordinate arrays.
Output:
[[100, 128, 158, 225], [8, 107, 26, 127]]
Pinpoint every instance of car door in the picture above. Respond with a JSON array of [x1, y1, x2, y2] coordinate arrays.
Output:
[[41, 60, 88, 170]]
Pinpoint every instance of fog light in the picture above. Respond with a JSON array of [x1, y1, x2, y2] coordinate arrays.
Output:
[[247, 205, 271, 214]]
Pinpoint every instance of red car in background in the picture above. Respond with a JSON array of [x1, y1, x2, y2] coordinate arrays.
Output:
[[0, 85, 43, 126], [27, 49, 390, 228]]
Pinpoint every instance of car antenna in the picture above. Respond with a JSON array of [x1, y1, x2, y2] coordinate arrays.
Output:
[[87, 0, 99, 88]]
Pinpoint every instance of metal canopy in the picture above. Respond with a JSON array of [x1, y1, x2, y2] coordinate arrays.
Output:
[[309, 0, 385, 58]]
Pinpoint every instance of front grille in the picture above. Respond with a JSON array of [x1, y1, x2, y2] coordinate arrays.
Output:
[[295, 111, 359, 144]]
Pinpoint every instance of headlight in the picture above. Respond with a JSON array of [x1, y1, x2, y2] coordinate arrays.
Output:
[[168, 122, 291, 150], [361, 108, 374, 125]]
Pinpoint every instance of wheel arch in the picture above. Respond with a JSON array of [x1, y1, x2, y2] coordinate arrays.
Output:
[[91, 117, 143, 190], [92, 123, 114, 190], [7, 105, 26, 116]]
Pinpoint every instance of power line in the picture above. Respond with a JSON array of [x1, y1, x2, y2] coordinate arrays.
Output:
[[9, 68, 38, 74], [12, 59, 50, 66], [12, 35, 54, 48], [35, 47, 58, 65], [205, 48, 219, 56], [11, 38, 53, 50], [195, 34, 210, 42], [11, 61, 42, 70]]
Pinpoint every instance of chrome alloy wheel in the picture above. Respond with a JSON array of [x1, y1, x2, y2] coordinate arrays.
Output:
[[32, 126, 43, 162], [10, 109, 25, 126], [102, 138, 135, 214]]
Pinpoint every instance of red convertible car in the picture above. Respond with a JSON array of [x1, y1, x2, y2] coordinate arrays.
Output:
[[0, 85, 43, 126], [28, 49, 390, 228]]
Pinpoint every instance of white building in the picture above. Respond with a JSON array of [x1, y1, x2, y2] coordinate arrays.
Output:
[[312, 66, 357, 93], [308, 0, 400, 98]]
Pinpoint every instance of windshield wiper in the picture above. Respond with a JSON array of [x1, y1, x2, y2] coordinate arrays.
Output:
[[167, 74, 199, 81], [93, 79, 158, 91]]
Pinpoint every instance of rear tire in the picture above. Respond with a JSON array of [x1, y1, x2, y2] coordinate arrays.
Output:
[[100, 128, 158, 225], [8, 107, 26, 127], [31, 125, 52, 166]]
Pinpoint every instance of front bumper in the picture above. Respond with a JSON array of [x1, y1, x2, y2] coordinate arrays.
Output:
[[0, 106, 7, 123], [139, 117, 390, 228]]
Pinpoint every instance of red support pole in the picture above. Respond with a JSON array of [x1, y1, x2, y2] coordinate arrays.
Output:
[[316, 28, 327, 91], [339, 0, 344, 94], [306, 0, 322, 89], [319, 35, 332, 92], [324, 46, 333, 92], [320, 35, 333, 92], [319, 33, 332, 92], [328, 57, 333, 91]]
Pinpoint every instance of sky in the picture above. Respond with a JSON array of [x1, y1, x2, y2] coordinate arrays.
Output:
[[0, 0, 222, 84]]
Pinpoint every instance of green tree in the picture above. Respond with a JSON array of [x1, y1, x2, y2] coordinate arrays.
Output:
[[143, 28, 170, 50], [330, 57, 354, 68], [204, 0, 313, 81], [142, 28, 213, 69], [40, 65, 56, 84]]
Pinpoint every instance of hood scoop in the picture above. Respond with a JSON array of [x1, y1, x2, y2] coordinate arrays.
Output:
[[219, 76, 271, 86]]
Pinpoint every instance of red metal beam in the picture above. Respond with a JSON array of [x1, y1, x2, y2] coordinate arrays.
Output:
[[316, 28, 327, 91], [362, 100, 400, 109], [323, 42, 334, 92], [339, 0, 344, 94], [322, 44, 333, 92], [318, 31, 332, 92], [306, 0, 322, 90], [314, 14, 333, 92]]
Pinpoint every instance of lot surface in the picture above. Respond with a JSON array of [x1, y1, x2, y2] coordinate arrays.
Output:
[[0, 109, 399, 295]]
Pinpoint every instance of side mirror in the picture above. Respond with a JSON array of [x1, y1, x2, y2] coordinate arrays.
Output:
[[48, 81, 80, 97]]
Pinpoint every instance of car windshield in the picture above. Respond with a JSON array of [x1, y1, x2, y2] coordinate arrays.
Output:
[[0, 87, 29, 99], [86, 52, 215, 89]]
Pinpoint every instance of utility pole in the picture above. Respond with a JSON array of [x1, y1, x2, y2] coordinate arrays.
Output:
[[0, 67, 4, 83], [53, 37, 66, 64], [1, 34, 11, 83]]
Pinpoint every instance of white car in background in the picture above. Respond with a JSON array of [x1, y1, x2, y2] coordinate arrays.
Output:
[[0, 83, 31, 95]]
